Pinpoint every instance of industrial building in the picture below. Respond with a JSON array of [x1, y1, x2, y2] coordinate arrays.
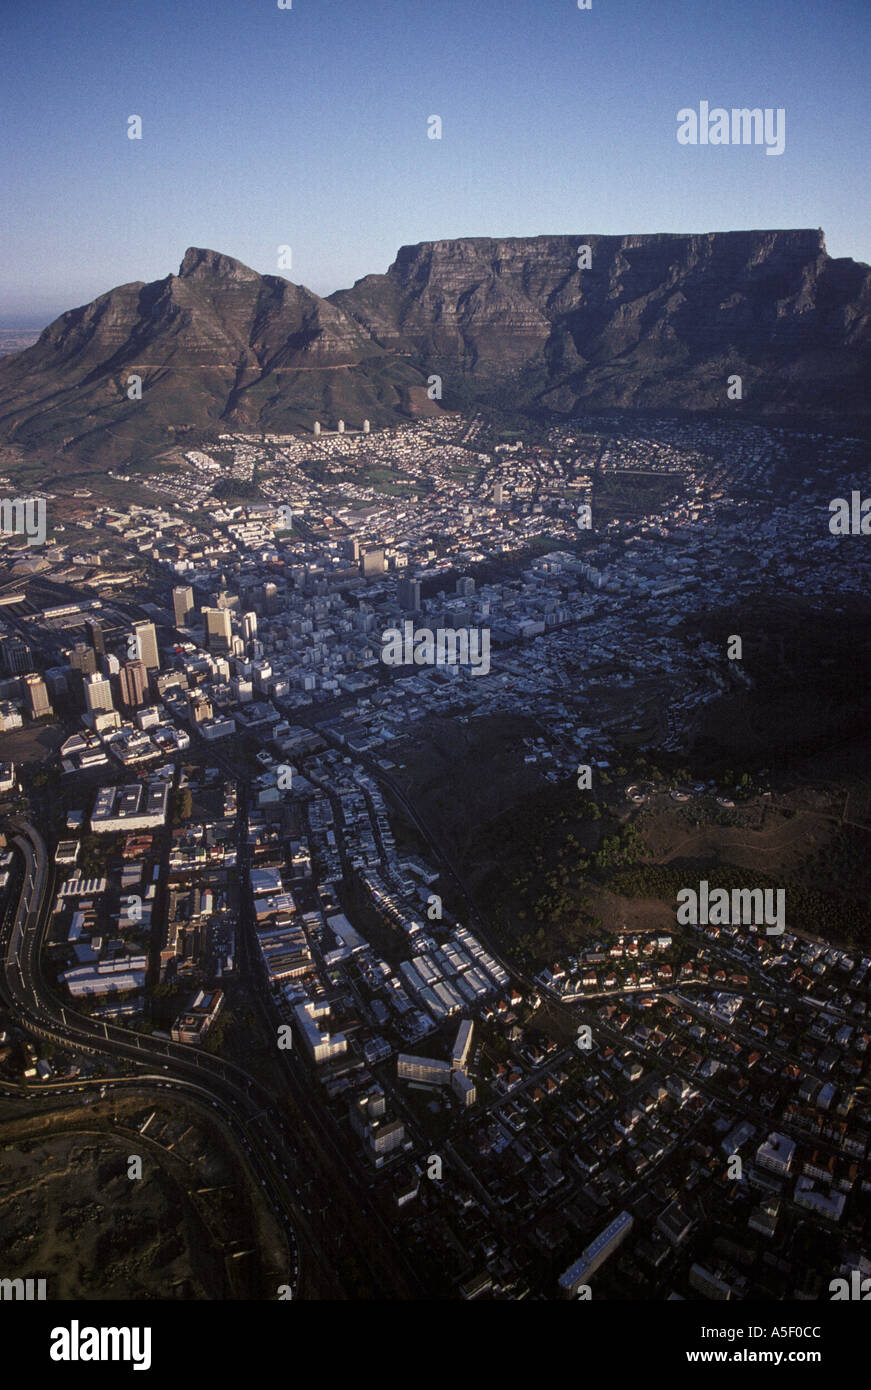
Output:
[[90, 781, 169, 833], [170, 988, 225, 1044]]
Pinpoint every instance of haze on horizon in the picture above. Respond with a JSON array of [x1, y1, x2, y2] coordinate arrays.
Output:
[[2, 0, 869, 326]]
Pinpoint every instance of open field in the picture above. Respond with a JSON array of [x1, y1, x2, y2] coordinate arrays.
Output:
[[0, 1090, 287, 1299]]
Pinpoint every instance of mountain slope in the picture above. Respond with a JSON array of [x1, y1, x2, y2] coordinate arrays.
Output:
[[0, 248, 424, 467], [331, 231, 871, 419], [1, 230, 869, 471]]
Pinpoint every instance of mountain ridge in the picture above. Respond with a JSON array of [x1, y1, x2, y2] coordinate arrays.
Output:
[[1, 230, 869, 469]]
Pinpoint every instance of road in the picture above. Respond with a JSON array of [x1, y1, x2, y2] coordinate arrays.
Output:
[[0, 817, 318, 1296], [2, 800, 428, 1298]]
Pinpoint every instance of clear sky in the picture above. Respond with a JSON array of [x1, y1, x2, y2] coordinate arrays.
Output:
[[1, 0, 868, 324]]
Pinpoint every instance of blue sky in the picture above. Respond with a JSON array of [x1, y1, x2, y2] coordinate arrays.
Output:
[[1, 0, 868, 324]]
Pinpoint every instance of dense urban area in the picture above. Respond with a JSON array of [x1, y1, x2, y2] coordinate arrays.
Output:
[[0, 411, 868, 1301]]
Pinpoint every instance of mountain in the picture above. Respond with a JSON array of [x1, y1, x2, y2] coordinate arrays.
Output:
[[0, 247, 424, 468], [1, 230, 869, 469], [331, 230, 871, 420]]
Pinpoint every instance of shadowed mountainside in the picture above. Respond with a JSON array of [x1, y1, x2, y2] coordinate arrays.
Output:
[[1, 230, 869, 469]]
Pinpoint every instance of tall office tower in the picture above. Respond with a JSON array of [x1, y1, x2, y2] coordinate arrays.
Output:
[[313, 420, 321, 436], [398, 578, 421, 612], [1, 636, 33, 676], [456, 576, 475, 597], [203, 607, 232, 655], [262, 582, 280, 616], [23, 673, 52, 719], [363, 419, 371, 434], [188, 692, 213, 724], [119, 659, 149, 710], [345, 538, 361, 562], [242, 611, 258, 643], [172, 585, 195, 628], [83, 672, 114, 714], [85, 617, 105, 656], [134, 620, 160, 672], [361, 546, 386, 577], [492, 481, 503, 505], [68, 642, 97, 677], [44, 667, 71, 703], [102, 652, 121, 677], [337, 419, 345, 434]]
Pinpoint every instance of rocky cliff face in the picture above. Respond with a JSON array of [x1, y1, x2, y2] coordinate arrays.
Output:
[[333, 230, 871, 418], [0, 231, 868, 468]]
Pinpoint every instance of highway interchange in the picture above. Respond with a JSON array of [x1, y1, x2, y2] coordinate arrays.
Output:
[[0, 809, 421, 1299]]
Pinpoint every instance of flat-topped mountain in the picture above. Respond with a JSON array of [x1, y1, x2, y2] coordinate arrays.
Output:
[[333, 230, 871, 417], [1, 230, 869, 467]]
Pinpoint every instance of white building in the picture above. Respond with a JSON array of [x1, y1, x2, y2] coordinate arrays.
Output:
[[294, 999, 347, 1064]]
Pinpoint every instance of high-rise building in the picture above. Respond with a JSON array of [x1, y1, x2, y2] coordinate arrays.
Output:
[[189, 692, 213, 723], [242, 611, 258, 643], [44, 667, 71, 703], [119, 659, 149, 710], [23, 673, 52, 720], [85, 618, 105, 656], [262, 582, 280, 615], [68, 642, 97, 677], [133, 621, 159, 672], [203, 607, 232, 655], [84, 672, 114, 714], [172, 585, 195, 628], [492, 481, 504, 505], [398, 578, 421, 612], [361, 546, 386, 577], [0, 636, 33, 676], [456, 576, 475, 597]]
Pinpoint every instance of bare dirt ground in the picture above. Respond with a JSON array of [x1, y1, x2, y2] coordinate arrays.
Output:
[[0, 1090, 287, 1300], [638, 803, 839, 876], [0, 724, 66, 766]]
